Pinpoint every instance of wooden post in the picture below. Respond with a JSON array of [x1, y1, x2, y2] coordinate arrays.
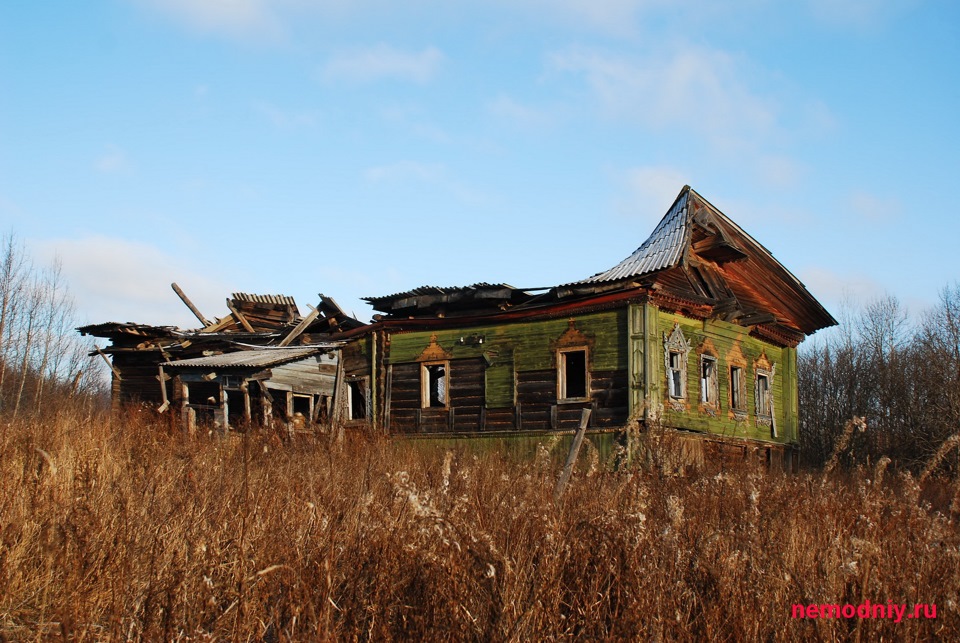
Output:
[[554, 408, 592, 502], [157, 365, 170, 413], [171, 282, 212, 327]]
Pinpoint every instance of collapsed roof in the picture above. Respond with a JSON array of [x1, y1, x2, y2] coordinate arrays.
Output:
[[362, 186, 836, 345]]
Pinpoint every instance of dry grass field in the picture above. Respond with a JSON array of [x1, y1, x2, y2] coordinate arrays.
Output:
[[1, 409, 958, 641]]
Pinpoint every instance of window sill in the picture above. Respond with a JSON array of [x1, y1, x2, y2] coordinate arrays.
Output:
[[557, 397, 591, 405]]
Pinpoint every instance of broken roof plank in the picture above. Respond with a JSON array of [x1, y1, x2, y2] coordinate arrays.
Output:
[[171, 282, 212, 327], [278, 305, 322, 347], [226, 299, 256, 333]]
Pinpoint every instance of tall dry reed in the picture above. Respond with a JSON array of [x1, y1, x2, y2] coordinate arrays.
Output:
[[0, 408, 957, 640]]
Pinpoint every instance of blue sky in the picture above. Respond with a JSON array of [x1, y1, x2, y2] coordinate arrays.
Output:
[[1, 0, 957, 329]]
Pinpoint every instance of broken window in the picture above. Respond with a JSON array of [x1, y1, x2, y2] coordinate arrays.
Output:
[[669, 352, 684, 398], [347, 378, 367, 420], [421, 362, 448, 408], [756, 372, 771, 418], [663, 323, 691, 410], [700, 355, 717, 405], [730, 366, 745, 410], [558, 348, 589, 400]]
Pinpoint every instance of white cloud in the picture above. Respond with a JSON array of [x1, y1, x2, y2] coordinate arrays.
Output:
[[95, 145, 132, 174], [362, 160, 489, 206], [321, 44, 444, 84], [253, 101, 320, 129], [798, 267, 887, 311], [364, 160, 445, 183], [756, 155, 806, 189], [848, 190, 902, 223], [549, 45, 777, 150], [617, 166, 689, 219], [807, 0, 919, 29], [136, 0, 285, 41], [486, 95, 556, 128], [31, 235, 232, 328]]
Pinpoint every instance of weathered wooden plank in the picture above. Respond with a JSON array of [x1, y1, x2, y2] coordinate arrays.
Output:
[[171, 282, 212, 327]]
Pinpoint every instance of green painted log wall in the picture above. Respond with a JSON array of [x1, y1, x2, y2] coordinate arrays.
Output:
[[386, 310, 627, 410], [648, 308, 797, 446]]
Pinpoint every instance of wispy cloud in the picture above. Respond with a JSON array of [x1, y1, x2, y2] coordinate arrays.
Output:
[[848, 190, 902, 223], [549, 45, 777, 150], [32, 235, 231, 327], [321, 44, 444, 84], [364, 160, 445, 183], [253, 101, 320, 129], [486, 95, 557, 128], [95, 145, 132, 174], [617, 166, 689, 219], [135, 0, 285, 41], [799, 266, 887, 311], [363, 160, 489, 206], [807, 0, 919, 29]]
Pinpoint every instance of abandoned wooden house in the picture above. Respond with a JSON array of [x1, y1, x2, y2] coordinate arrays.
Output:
[[339, 185, 835, 461], [82, 186, 834, 460], [78, 290, 362, 432]]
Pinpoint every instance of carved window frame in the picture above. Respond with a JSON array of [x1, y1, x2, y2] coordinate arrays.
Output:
[[663, 323, 691, 411]]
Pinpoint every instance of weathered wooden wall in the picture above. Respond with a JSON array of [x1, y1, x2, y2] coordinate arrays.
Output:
[[385, 310, 630, 434], [644, 307, 797, 446]]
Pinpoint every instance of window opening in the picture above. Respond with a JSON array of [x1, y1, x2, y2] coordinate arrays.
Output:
[[348, 379, 367, 420], [422, 362, 448, 408], [559, 349, 588, 400], [700, 356, 717, 404], [669, 352, 684, 398], [730, 366, 744, 410]]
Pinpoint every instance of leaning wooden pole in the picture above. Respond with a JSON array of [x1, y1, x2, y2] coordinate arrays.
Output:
[[171, 282, 212, 327], [554, 408, 592, 502]]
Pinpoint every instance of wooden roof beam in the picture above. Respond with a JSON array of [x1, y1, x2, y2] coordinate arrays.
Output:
[[171, 283, 212, 327], [226, 299, 256, 332], [278, 305, 322, 347]]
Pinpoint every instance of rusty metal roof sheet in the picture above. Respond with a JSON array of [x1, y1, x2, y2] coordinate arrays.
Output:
[[163, 345, 338, 369], [576, 189, 689, 284], [363, 283, 523, 303]]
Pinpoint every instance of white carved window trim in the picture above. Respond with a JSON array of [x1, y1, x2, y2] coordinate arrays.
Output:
[[663, 323, 691, 411]]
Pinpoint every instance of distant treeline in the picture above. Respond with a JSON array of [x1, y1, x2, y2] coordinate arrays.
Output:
[[799, 284, 960, 471], [0, 233, 104, 418]]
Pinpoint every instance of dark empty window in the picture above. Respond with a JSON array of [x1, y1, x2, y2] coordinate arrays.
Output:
[[559, 349, 588, 400], [422, 362, 447, 408], [348, 379, 367, 420]]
